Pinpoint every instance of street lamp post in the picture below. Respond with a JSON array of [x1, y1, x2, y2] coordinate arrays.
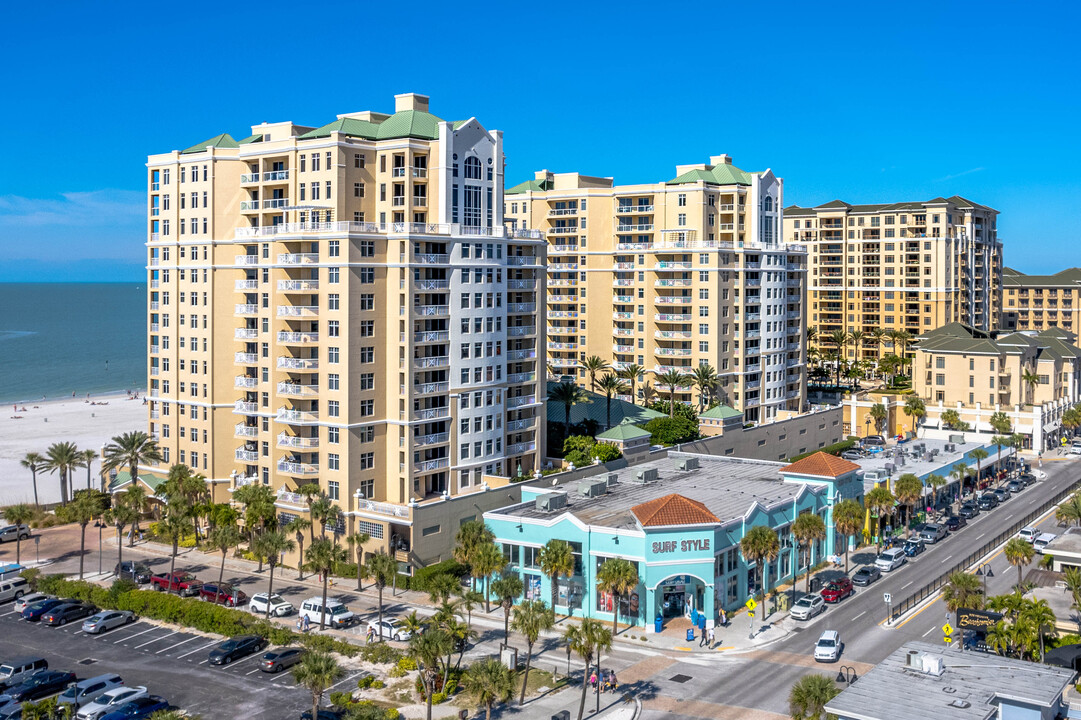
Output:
[[94, 520, 103, 576], [975, 563, 994, 597], [865, 417, 872, 438]]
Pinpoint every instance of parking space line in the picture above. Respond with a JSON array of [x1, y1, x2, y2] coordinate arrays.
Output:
[[246, 668, 262, 675], [225, 653, 267, 669], [113, 626, 156, 643], [134, 631, 177, 649], [157, 636, 198, 654], [177, 641, 218, 659], [329, 672, 361, 691], [2, 611, 20, 617]]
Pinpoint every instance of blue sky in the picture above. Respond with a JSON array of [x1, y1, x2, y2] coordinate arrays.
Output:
[[2, 0, 1078, 281]]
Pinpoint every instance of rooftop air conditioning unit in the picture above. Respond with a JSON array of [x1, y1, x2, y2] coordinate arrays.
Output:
[[921, 655, 945, 676], [635, 468, 659, 484], [905, 650, 922, 669], [606, 473, 619, 487], [885, 463, 895, 474], [676, 457, 700, 471], [578, 480, 607, 498], [535, 493, 568, 512]]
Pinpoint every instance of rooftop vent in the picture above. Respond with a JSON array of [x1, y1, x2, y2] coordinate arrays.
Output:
[[535, 493, 568, 513], [632, 468, 659, 484], [885, 463, 895, 474], [905, 650, 922, 669], [921, 655, 945, 676], [606, 473, 619, 487], [578, 480, 607, 498], [948, 700, 971, 709], [676, 457, 699, 471]]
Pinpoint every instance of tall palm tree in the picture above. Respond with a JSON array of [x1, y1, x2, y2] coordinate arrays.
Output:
[[160, 510, 193, 585], [833, 499, 864, 574], [286, 517, 312, 580], [472, 541, 507, 613], [617, 364, 644, 405], [926, 473, 947, 508], [950, 463, 973, 501], [78, 449, 98, 492], [579, 356, 610, 394], [103, 499, 138, 574], [455, 586, 485, 636], [865, 485, 896, 550], [1056, 492, 1081, 527], [941, 570, 984, 612], [969, 447, 990, 488], [364, 551, 399, 640], [490, 572, 525, 642], [346, 532, 370, 591], [848, 329, 866, 363], [639, 381, 658, 406], [1022, 369, 1041, 404], [869, 328, 887, 364], [868, 403, 887, 435], [654, 369, 690, 417], [691, 363, 718, 411], [511, 599, 555, 705], [207, 523, 241, 600], [304, 538, 347, 630], [59, 492, 104, 580], [44, 441, 80, 506], [595, 373, 628, 429], [547, 381, 587, 438], [791, 514, 826, 592], [829, 329, 849, 375], [291, 651, 342, 720], [309, 494, 335, 540], [102, 431, 162, 506], [893, 474, 924, 537], [1023, 599, 1057, 661], [425, 573, 458, 605], [2, 504, 34, 564], [788, 673, 840, 720], [986, 620, 1013, 657], [453, 520, 494, 591], [537, 538, 575, 617], [891, 329, 914, 373], [1004, 537, 1035, 589], [412, 629, 453, 720], [805, 325, 818, 348], [296, 483, 321, 545], [19, 452, 45, 507], [563, 619, 613, 720], [740, 524, 780, 621], [252, 529, 296, 620], [596, 557, 640, 634], [903, 395, 926, 437], [462, 656, 514, 720]]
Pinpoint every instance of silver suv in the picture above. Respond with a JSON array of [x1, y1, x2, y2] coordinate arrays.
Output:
[[0, 525, 30, 543]]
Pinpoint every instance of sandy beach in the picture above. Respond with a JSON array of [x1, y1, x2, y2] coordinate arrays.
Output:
[[0, 391, 147, 505]]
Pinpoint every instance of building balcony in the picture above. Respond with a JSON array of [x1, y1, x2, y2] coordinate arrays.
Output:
[[655, 261, 691, 270], [277, 331, 319, 344], [278, 279, 319, 292], [413, 406, 450, 421], [413, 304, 450, 317], [654, 296, 690, 305], [235, 255, 259, 266], [413, 457, 450, 474], [506, 395, 538, 409], [277, 433, 319, 449], [547, 310, 578, 319], [413, 432, 449, 448], [149, 344, 159, 354], [550, 245, 578, 253], [655, 279, 691, 288], [508, 325, 536, 337], [549, 279, 578, 287], [277, 407, 319, 424], [745, 313, 761, 322], [548, 207, 578, 216], [235, 448, 259, 463], [413, 330, 449, 344], [413, 381, 450, 396], [616, 242, 652, 250], [235, 423, 257, 438], [550, 342, 578, 350], [412, 279, 450, 292], [240, 173, 259, 184], [614, 327, 635, 337], [613, 311, 634, 320], [414, 253, 450, 264], [507, 417, 537, 432], [235, 352, 258, 365], [614, 294, 634, 303], [508, 371, 537, 384], [549, 263, 578, 271], [655, 313, 691, 322], [277, 382, 319, 397], [613, 343, 634, 353], [235, 375, 258, 388], [509, 303, 536, 314], [263, 170, 289, 182], [507, 348, 537, 360], [233, 401, 257, 415], [655, 347, 692, 357], [240, 201, 260, 212], [656, 330, 691, 339], [613, 262, 635, 270], [264, 198, 289, 209], [613, 279, 634, 287], [548, 226, 579, 235], [277, 357, 318, 371], [277, 305, 319, 318], [235, 328, 258, 340], [277, 253, 319, 265], [277, 458, 319, 476], [616, 204, 653, 214], [235, 304, 258, 316], [236, 279, 258, 290], [549, 359, 578, 369], [507, 441, 537, 455], [414, 355, 450, 369], [616, 224, 654, 233]]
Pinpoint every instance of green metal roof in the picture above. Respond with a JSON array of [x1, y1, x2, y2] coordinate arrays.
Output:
[[108, 470, 166, 494], [181, 133, 239, 154], [784, 197, 996, 215], [375, 109, 443, 140], [298, 117, 381, 140], [505, 179, 552, 195], [666, 162, 752, 186], [238, 134, 263, 145], [1002, 267, 1081, 288], [596, 422, 652, 441], [700, 404, 743, 420], [546, 381, 663, 429]]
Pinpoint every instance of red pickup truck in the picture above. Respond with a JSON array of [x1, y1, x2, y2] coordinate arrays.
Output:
[[150, 571, 203, 596]]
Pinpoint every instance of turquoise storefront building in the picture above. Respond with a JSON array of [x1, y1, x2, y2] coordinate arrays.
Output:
[[483, 451, 863, 631]]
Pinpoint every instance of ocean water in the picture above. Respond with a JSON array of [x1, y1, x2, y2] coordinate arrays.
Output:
[[0, 283, 146, 403]]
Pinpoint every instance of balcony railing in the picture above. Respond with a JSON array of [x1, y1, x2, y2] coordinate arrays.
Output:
[[506, 255, 541, 265], [508, 371, 537, 384], [235, 352, 258, 364], [549, 359, 578, 368], [278, 459, 319, 475], [656, 348, 692, 356], [235, 448, 259, 462], [235, 328, 258, 340], [233, 401, 257, 414], [277, 305, 319, 318], [276, 408, 319, 424], [414, 253, 450, 264], [549, 342, 578, 350], [414, 356, 450, 369], [413, 406, 450, 421], [277, 357, 318, 370], [613, 328, 635, 337], [277, 433, 319, 449], [507, 441, 536, 455], [235, 255, 259, 266], [655, 279, 691, 287], [414, 279, 450, 291], [654, 296, 690, 305], [617, 224, 654, 232], [278, 280, 319, 292], [264, 198, 289, 209], [413, 457, 449, 473], [277, 382, 318, 397], [263, 170, 289, 182], [414, 381, 450, 396], [548, 226, 579, 235], [506, 395, 538, 408], [507, 417, 536, 432], [655, 313, 692, 322], [655, 261, 691, 270], [547, 310, 577, 319], [277, 331, 319, 344], [616, 204, 654, 213], [235, 423, 257, 438], [413, 304, 450, 317], [414, 432, 449, 448], [613, 344, 634, 353], [549, 279, 577, 287], [548, 208, 578, 216], [613, 311, 633, 320], [656, 330, 692, 339], [235, 375, 257, 388], [240, 173, 259, 184], [508, 279, 536, 290], [507, 349, 537, 360], [508, 325, 536, 337], [240, 201, 260, 212], [508, 303, 536, 313], [550, 245, 578, 253], [355, 499, 411, 519], [278, 253, 319, 265], [236, 279, 258, 290], [414, 330, 449, 343]]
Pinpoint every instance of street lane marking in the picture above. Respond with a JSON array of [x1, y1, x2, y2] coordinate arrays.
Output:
[[157, 636, 197, 654], [113, 627, 156, 643], [922, 626, 935, 637], [177, 641, 218, 659], [329, 672, 361, 691], [940, 557, 951, 563], [134, 631, 176, 649], [976, 532, 986, 539], [901, 582, 913, 589], [851, 611, 866, 621]]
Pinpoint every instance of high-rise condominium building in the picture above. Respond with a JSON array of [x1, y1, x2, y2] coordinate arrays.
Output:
[[144, 93, 545, 568], [783, 197, 1001, 363], [1001, 267, 1081, 333], [505, 155, 808, 424]]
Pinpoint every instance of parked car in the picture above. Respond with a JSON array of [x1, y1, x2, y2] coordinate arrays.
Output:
[[1034, 533, 1057, 554], [300, 711, 342, 720], [149, 571, 202, 596], [12, 593, 51, 614], [300, 597, 355, 629], [1018, 526, 1040, 543], [99, 696, 169, 720], [82, 610, 136, 635], [820, 578, 854, 603], [992, 487, 1011, 503], [1019, 472, 1037, 486], [76, 686, 149, 720], [259, 647, 305, 673], [852, 566, 881, 586], [199, 583, 248, 607], [861, 435, 886, 447], [114, 562, 152, 585], [0, 657, 48, 691], [958, 503, 980, 519], [41, 602, 97, 626], [814, 630, 842, 662], [1006, 479, 1025, 494], [4, 670, 77, 702], [0, 526, 30, 544], [976, 494, 998, 511], [944, 515, 967, 532], [249, 593, 293, 617], [903, 538, 925, 557], [790, 594, 826, 621], [0, 700, 20, 720], [1070, 442, 1081, 456], [57, 674, 124, 708], [919, 523, 947, 545], [208, 635, 267, 665], [366, 618, 411, 641], [21, 598, 68, 622], [0, 578, 29, 604], [875, 548, 907, 572], [840, 449, 865, 461]]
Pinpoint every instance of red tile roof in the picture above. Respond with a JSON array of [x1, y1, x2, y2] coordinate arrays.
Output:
[[631, 494, 720, 527], [780, 452, 860, 478]]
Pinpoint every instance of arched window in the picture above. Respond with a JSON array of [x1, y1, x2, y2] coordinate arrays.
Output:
[[464, 156, 482, 180], [763, 196, 773, 212]]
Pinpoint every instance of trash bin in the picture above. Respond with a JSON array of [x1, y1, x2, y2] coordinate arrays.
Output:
[[809, 576, 822, 592], [654, 616, 663, 634], [685, 628, 695, 642], [698, 615, 706, 630]]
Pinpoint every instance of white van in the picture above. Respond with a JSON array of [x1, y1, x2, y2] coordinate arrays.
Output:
[[299, 597, 355, 628], [1034, 533, 1057, 554], [0, 578, 29, 603], [0, 657, 48, 690], [875, 548, 907, 572], [57, 674, 124, 707]]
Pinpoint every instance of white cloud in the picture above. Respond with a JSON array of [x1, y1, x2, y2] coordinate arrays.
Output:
[[0, 190, 144, 261]]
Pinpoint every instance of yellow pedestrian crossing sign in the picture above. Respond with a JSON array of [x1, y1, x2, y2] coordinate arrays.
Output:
[[943, 636, 953, 644], [745, 598, 757, 611], [942, 623, 953, 636]]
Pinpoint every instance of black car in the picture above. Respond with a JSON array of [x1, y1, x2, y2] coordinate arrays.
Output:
[[944, 515, 966, 531], [115, 562, 153, 584], [21, 598, 68, 622], [852, 566, 881, 586], [4, 670, 77, 702], [977, 494, 998, 510], [1006, 480, 1025, 494], [1019, 472, 1037, 486], [208, 635, 267, 665], [259, 647, 305, 673], [958, 503, 980, 519], [41, 602, 96, 627]]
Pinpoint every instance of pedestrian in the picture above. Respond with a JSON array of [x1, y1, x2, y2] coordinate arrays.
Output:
[[720, 608, 727, 627], [302, 615, 311, 633], [366, 626, 374, 643], [589, 670, 597, 689], [708, 625, 715, 649], [699, 626, 707, 646]]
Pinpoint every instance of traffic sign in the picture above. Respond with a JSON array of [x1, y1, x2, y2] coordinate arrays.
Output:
[[942, 623, 953, 636], [943, 636, 953, 644], [883, 592, 892, 604], [745, 598, 757, 611]]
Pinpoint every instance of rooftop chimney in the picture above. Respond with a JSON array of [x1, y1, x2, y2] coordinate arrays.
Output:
[[394, 93, 429, 113], [710, 154, 733, 166]]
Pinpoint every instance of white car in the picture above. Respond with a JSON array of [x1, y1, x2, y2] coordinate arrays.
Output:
[[1070, 442, 1081, 456], [299, 597, 355, 629], [1018, 527, 1040, 543], [790, 594, 826, 621], [875, 548, 907, 572], [1034, 533, 1057, 554], [75, 685, 148, 720], [12, 593, 50, 614], [249, 593, 294, 617], [367, 618, 412, 641], [814, 630, 841, 662]]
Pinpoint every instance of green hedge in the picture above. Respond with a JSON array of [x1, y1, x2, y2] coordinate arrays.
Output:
[[412, 559, 467, 592], [787, 439, 857, 463], [640, 416, 699, 445]]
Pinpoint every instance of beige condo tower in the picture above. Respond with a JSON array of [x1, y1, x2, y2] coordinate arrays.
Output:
[[144, 93, 545, 569]]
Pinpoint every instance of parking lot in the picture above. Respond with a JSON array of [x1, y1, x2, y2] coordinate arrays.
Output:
[[0, 608, 365, 718]]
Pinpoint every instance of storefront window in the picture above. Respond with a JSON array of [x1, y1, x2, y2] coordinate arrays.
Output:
[[501, 543, 517, 567], [522, 545, 540, 570], [594, 558, 640, 619], [726, 574, 738, 605], [569, 541, 583, 575], [523, 573, 542, 600], [557, 578, 584, 609]]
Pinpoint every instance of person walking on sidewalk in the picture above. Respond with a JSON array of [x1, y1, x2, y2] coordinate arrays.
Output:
[[707, 625, 715, 649], [302, 615, 311, 633]]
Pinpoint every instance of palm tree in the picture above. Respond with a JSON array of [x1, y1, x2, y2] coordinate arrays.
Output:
[[454, 520, 494, 590], [207, 523, 241, 599], [291, 651, 342, 720], [547, 381, 587, 438], [309, 494, 334, 540], [103, 499, 138, 574], [868, 403, 887, 435], [639, 381, 658, 406], [1059, 493, 1081, 527], [1004, 537, 1035, 589], [986, 620, 1012, 657], [1022, 368, 1041, 404], [472, 541, 507, 614], [462, 657, 514, 720], [490, 572, 525, 642], [537, 539, 575, 618], [903, 396, 926, 437], [425, 573, 458, 605], [788, 673, 840, 720], [869, 328, 887, 363], [455, 585, 485, 635], [563, 619, 613, 720], [286, 517, 312, 580], [1021, 598, 1056, 661], [44, 440, 80, 506], [740, 524, 780, 621], [579, 356, 610, 393], [411, 629, 453, 720], [124, 484, 148, 546], [989, 411, 1012, 436], [654, 369, 690, 417], [511, 599, 555, 705], [865, 486, 896, 550], [159, 511, 192, 585], [595, 373, 628, 429], [791, 514, 826, 592], [253, 529, 295, 620], [1065, 567, 1081, 633], [833, 499, 864, 574], [926, 473, 947, 509], [849, 329, 866, 363], [969, 447, 990, 489], [78, 449, 98, 492], [59, 492, 104, 580], [691, 364, 718, 411], [2, 504, 34, 564], [102, 431, 162, 506], [345, 532, 370, 591], [941, 570, 984, 612], [365, 551, 399, 640], [596, 557, 639, 634], [892, 473, 924, 537], [19, 452, 46, 506], [950, 462, 972, 501], [296, 483, 321, 545], [304, 538, 347, 629], [891, 329, 914, 372], [617, 364, 644, 405]]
